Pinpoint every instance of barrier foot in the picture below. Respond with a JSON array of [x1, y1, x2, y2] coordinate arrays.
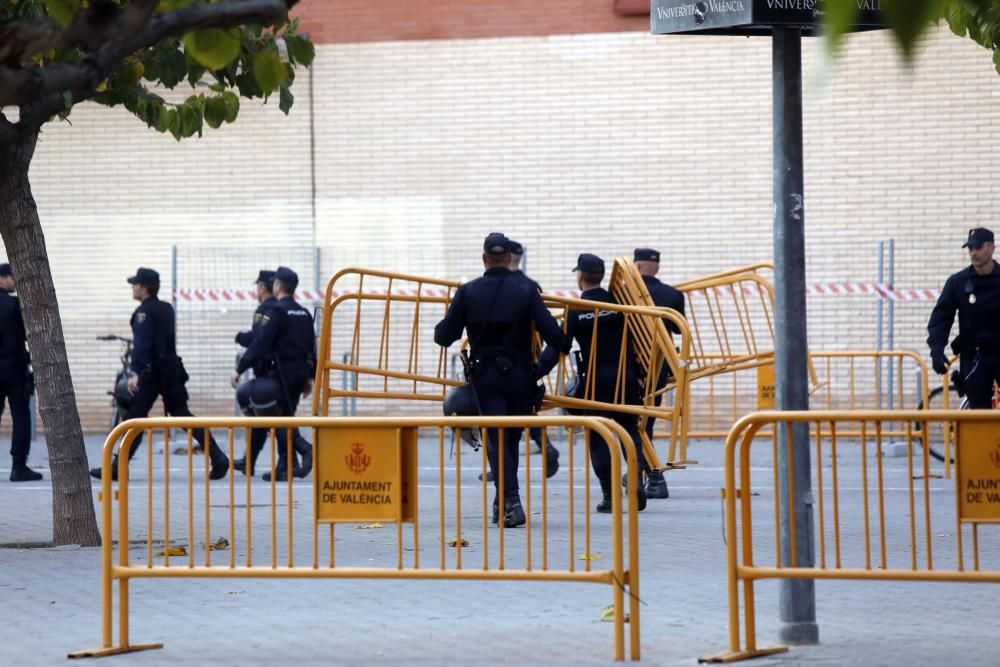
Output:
[[68, 643, 164, 659], [663, 459, 697, 470], [698, 646, 787, 663]]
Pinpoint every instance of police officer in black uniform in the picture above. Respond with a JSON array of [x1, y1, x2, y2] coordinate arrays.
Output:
[[90, 267, 229, 481], [0, 263, 42, 482], [928, 227, 1000, 408], [508, 239, 559, 477], [537, 253, 648, 513], [233, 266, 316, 481], [434, 233, 568, 528], [633, 247, 684, 499]]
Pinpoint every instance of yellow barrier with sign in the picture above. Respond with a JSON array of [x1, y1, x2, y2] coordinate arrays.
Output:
[[705, 409, 1000, 663], [69, 416, 641, 661]]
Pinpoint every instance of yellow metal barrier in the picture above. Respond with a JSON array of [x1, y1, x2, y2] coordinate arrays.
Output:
[[69, 415, 641, 661], [704, 409, 1000, 663], [675, 350, 931, 440], [311, 267, 691, 473]]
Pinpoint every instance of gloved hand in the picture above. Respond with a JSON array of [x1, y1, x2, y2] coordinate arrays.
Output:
[[931, 349, 948, 375]]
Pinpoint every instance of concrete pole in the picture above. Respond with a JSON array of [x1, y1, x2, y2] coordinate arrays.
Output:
[[772, 25, 819, 645]]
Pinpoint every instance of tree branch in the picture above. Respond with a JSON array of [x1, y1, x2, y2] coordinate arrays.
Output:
[[4, 0, 297, 130]]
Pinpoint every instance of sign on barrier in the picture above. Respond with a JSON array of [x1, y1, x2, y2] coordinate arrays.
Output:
[[756, 364, 775, 409], [314, 426, 418, 524], [957, 422, 1000, 523]]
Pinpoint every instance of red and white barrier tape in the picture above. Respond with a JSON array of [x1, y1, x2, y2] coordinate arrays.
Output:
[[173, 282, 941, 304]]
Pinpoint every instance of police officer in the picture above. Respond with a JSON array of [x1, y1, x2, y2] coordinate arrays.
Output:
[[90, 268, 229, 481], [927, 227, 1000, 408], [537, 254, 648, 513], [508, 239, 559, 477], [232, 266, 316, 481], [633, 247, 684, 499], [233, 270, 289, 475], [0, 263, 41, 482], [434, 233, 568, 528]]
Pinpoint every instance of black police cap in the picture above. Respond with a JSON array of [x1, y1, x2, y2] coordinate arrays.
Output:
[[963, 227, 995, 248], [572, 253, 605, 274], [634, 248, 661, 262], [126, 267, 160, 286], [483, 232, 511, 256], [0, 263, 10, 277], [509, 240, 524, 255], [274, 266, 299, 288], [255, 269, 276, 286]]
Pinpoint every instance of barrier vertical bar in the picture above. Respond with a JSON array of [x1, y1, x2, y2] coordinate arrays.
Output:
[[875, 422, 887, 569], [187, 429, 194, 569], [830, 422, 842, 569], [860, 422, 872, 570]]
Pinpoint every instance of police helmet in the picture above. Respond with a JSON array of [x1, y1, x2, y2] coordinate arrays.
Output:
[[114, 375, 133, 409], [443, 386, 481, 450], [560, 376, 584, 416]]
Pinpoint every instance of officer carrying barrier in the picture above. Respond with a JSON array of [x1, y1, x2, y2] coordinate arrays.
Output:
[[615, 261, 944, 477], [311, 267, 690, 474], [69, 415, 642, 661], [702, 408, 1000, 663]]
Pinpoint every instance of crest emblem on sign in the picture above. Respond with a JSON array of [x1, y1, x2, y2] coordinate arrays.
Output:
[[345, 443, 371, 475], [989, 439, 1000, 469]]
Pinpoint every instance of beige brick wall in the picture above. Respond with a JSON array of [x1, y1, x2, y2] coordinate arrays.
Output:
[[3, 25, 996, 433]]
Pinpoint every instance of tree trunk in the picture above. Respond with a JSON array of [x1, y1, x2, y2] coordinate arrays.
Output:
[[0, 128, 100, 546]]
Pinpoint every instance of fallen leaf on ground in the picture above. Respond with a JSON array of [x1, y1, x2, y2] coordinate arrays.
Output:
[[448, 537, 469, 547], [209, 537, 229, 551], [154, 545, 187, 557], [600, 604, 629, 623], [356, 523, 383, 530], [578, 552, 603, 561]]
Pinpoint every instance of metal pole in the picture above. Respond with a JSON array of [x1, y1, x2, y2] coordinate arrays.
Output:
[[171, 245, 179, 336], [772, 26, 818, 646], [314, 246, 322, 299], [876, 240, 884, 409], [887, 239, 895, 409]]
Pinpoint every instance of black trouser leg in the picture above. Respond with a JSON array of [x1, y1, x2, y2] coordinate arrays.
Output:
[[962, 352, 1000, 409], [1, 378, 31, 460], [123, 379, 159, 460]]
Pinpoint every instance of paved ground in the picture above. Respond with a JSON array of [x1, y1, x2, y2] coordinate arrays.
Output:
[[2, 428, 999, 666]]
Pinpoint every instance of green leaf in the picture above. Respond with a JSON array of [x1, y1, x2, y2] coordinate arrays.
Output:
[[253, 49, 288, 95], [220, 91, 240, 122], [183, 29, 241, 71], [278, 83, 294, 114], [823, 0, 860, 56], [157, 0, 194, 10], [284, 35, 315, 67], [45, 0, 79, 28], [204, 96, 227, 129], [882, 0, 945, 62]]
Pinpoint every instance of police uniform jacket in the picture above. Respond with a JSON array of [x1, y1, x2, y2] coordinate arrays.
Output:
[[536, 287, 638, 398], [927, 262, 1000, 355], [237, 296, 316, 377], [235, 296, 277, 348], [434, 266, 566, 368], [130, 296, 184, 379], [0, 289, 29, 380], [642, 275, 685, 335]]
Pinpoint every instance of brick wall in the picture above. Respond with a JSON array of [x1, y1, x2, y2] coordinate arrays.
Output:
[[3, 24, 997, 434]]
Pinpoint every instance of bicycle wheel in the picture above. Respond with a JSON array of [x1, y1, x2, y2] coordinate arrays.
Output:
[[915, 386, 963, 463], [110, 403, 123, 431]]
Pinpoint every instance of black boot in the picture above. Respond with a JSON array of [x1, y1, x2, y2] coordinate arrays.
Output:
[[233, 457, 251, 476], [645, 469, 669, 499], [262, 459, 292, 482], [209, 455, 229, 480], [90, 457, 119, 482], [544, 443, 560, 479], [502, 494, 526, 528], [10, 457, 42, 482], [596, 477, 613, 513], [293, 434, 312, 479]]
